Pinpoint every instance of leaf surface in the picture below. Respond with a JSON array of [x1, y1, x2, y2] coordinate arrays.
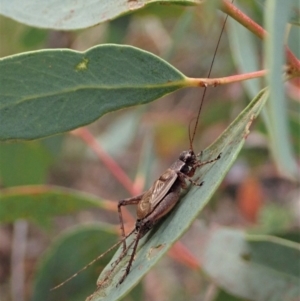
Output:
[[0, 45, 186, 141], [32, 225, 143, 301], [0, 186, 105, 226], [202, 228, 300, 301], [0, 0, 199, 30]]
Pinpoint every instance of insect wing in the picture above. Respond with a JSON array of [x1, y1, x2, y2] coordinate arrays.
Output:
[[137, 169, 178, 219]]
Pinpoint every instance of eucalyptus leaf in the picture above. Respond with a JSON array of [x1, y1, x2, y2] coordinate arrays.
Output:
[[264, 0, 298, 178], [87, 88, 269, 301], [0, 185, 104, 226], [32, 225, 144, 301], [0, 0, 199, 30], [0, 45, 187, 141], [227, 15, 261, 98], [202, 228, 300, 301], [254, 0, 300, 25], [0, 140, 53, 186], [214, 289, 244, 301]]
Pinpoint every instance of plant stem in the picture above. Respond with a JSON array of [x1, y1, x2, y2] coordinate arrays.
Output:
[[71, 128, 140, 197], [187, 70, 267, 87]]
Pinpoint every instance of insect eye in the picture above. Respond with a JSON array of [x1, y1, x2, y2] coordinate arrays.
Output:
[[179, 151, 187, 161]]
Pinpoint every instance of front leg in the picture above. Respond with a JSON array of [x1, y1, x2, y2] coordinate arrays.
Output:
[[187, 151, 203, 177], [118, 229, 143, 285], [184, 153, 221, 185], [178, 171, 204, 188], [194, 153, 221, 168], [118, 193, 144, 250]]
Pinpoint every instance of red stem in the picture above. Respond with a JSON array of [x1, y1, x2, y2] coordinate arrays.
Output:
[[187, 70, 267, 87], [168, 241, 200, 270], [71, 128, 140, 197]]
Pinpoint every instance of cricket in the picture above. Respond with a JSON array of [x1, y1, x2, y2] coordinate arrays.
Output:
[[51, 4, 230, 298]]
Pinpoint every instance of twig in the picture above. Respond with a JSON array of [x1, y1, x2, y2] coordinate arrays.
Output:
[[71, 128, 140, 196], [10, 220, 28, 301], [187, 70, 267, 87]]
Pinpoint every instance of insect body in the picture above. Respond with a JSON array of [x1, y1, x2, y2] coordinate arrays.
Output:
[[97, 149, 221, 287]]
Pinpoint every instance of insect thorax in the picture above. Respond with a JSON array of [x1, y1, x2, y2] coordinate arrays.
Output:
[[167, 150, 196, 175], [179, 150, 197, 165]]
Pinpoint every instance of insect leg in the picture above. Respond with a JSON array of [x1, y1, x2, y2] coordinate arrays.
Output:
[[118, 229, 143, 285], [118, 193, 144, 250], [140, 185, 182, 227], [196, 150, 203, 158], [96, 234, 137, 288], [118, 186, 182, 284], [51, 229, 134, 291], [195, 153, 221, 168], [184, 153, 221, 184], [178, 172, 204, 187]]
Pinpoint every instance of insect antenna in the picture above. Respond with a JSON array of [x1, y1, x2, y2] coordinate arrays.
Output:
[[189, 4, 232, 149], [188, 117, 197, 151], [50, 228, 135, 291]]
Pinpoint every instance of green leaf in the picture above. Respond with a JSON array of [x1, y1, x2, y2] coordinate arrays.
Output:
[[277, 231, 300, 244], [287, 25, 300, 60], [255, 203, 294, 235], [32, 225, 144, 301], [264, 0, 298, 178], [136, 130, 156, 189], [0, 0, 199, 30], [0, 185, 104, 226], [229, 1, 299, 179], [202, 228, 300, 301], [227, 11, 261, 98], [162, 9, 195, 60], [287, 0, 300, 25], [0, 45, 186, 141], [254, 0, 300, 25], [20, 27, 48, 48], [214, 289, 244, 301], [86, 88, 269, 301], [0, 140, 53, 186]]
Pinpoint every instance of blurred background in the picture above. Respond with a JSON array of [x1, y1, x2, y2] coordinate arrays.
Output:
[[0, 1, 299, 301]]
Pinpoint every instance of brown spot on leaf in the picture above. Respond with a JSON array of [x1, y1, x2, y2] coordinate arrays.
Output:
[[147, 244, 165, 259]]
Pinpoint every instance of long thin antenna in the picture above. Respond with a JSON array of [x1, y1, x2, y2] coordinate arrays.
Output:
[[50, 229, 135, 291], [190, 3, 232, 147]]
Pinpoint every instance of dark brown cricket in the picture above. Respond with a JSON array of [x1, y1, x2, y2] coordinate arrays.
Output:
[[110, 150, 221, 286]]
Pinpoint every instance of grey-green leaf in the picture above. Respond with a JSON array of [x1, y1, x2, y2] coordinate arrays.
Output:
[[32, 225, 144, 301], [0, 185, 104, 226], [202, 228, 300, 301], [264, 0, 298, 178], [87, 88, 269, 301], [0, 45, 186, 141], [0, 0, 199, 30]]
